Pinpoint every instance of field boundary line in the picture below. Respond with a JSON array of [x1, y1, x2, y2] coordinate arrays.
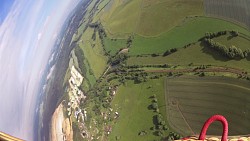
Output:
[[172, 80, 250, 92], [165, 77, 195, 135], [176, 103, 195, 135]]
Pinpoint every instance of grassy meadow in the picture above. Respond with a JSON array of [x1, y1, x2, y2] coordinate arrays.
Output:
[[103, 37, 127, 56], [136, 0, 204, 36], [213, 34, 250, 50], [110, 78, 171, 141], [127, 43, 250, 72], [100, 0, 142, 36], [100, 0, 204, 37], [79, 27, 108, 78], [129, 17, 250, 55]]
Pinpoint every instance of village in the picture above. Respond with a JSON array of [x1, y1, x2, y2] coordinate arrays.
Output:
[[66, 66, 88, 137], [64, 65, 120, 140]]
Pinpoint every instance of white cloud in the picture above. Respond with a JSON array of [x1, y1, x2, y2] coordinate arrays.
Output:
[[0, 0, 81, 140]]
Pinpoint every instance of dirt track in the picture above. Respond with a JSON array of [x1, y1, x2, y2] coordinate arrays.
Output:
[[145, 66, 248, 77]]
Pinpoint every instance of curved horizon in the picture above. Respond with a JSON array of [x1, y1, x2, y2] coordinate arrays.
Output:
[[0, 0, 80, 140]]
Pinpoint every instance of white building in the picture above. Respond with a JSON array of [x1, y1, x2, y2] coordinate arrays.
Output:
[[70, 66, 83, 87]]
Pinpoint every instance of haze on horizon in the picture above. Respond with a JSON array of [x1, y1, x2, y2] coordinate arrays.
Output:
[[0, 0, 80, 140]]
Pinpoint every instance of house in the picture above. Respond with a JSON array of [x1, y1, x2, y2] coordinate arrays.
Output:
[[70, 66, 83, 87]]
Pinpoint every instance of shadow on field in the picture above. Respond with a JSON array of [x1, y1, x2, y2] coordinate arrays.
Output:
[[200, 42, 242, 62], [148, 96, 154, 99], [246, 56, 250, 61], [152, 115, 159, 136], [227, 35, 234, 40], [200, 42, 229, 61], [147, 104, 153, 110], [152, 115, 158, 126]]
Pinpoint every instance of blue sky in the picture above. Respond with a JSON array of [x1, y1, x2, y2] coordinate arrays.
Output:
[[0, 0, 80, 140], [0, 0, 14, 24]]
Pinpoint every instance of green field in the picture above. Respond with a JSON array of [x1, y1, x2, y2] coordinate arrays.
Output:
[[101, 0, 142, 37], [136, 0, 204, 36], [213, 34, 250, 50], [129, 17, 250, 55], [100, 0, 203, 37], [110, 78, 171, 141], [103, 37, 127, 56], [165, 76, 250, 136], [79, 27, 108, 78], [128, 41, 250, 72], [67, 0, 250, 140]]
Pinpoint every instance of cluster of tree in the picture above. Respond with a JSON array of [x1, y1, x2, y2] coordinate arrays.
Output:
[[92, 103, 101, 115], [98, 25, 107, 39], [183, 43, 195, 49], [89, 22, 99, 41], [166, 132, 181, 140], [107, 69, 163, 85], [151, 53, 160, 57], [136, 54, 148, 57], [149, 95, 169, 137], [89, 22, 107, 50], [138, 131, 148, 136], [230, 30, 239, 37], [153, 113, 169, 137], [132, 72, 148, 83], [88, 22, 100, 28], [199, 30, 239, 41], [163, 48, 178, 56], [203, 38, 250, 59], [247, 76, 250, 81], [74, 45, 87, 75], [92, 29, 97, 41], [89, 22, 107, 37], [149, 75, 160, 79], [151, 94, 159, 112], [204, 31, 227, 39], [193, 65, 208, 70], [108, 53, 128, 66], [90, 87, 114, 115], [127, 36, 133, 48]]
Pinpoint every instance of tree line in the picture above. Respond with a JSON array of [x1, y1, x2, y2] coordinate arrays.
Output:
[[199, 30, 239, 41], [203, 38, 250, 59]]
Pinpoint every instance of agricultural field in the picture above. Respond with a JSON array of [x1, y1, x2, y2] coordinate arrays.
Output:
[[213, 34, 250, 50], [129, 17, 250, 55], [110, 78, 170, 141], [62, 0, 250, 140], [136, 0, 204, 36], [204, 0, 250, 29], [78, 27, 108, 78], [165, 76, 250, 136], [103, 37, 127, 56], [127, 30, 250, 73], [128, 43, 250, 73], [100, 0, 142, 37], [100, 0, 204, 37]]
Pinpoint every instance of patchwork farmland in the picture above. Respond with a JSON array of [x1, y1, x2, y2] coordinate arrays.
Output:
[[166, 76, 250, 136], [60, 0, 250, 140], [204, 0, 250, 29]]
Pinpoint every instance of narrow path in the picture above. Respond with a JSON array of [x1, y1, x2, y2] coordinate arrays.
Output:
[[145, 66, 248, 77], [176, 103, 195, 135], [102, 65, 111, 77], [165, 78, 195, 135]]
